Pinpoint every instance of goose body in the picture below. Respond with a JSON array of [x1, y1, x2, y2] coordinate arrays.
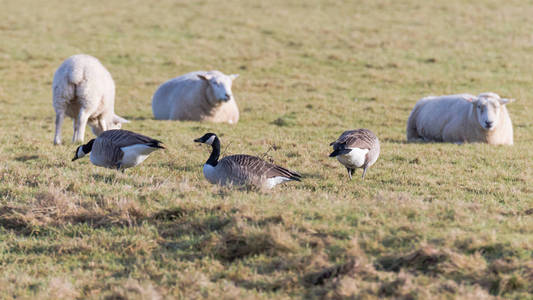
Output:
[[329, 129, 380, 179], [72, 129, 164, 171], [195, 133, 301, 189]]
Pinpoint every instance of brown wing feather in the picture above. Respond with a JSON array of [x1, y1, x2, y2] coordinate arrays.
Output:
[[91, 136, 124, 167], [99, 129, 164, 148], [331, 129, 377, 150], [220, 155, 301, 181]]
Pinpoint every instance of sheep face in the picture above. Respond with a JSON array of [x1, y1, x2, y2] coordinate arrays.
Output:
[[198, 73, 239, 105], [473, 94, 514, 131]]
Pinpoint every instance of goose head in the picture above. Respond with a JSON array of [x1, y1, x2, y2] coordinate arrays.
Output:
[[194, 133, 218, 145], [72, 139, 95, 161]]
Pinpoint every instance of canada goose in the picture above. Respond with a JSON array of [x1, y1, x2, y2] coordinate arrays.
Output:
[[194, 133, 301, 189], [72, 129, 164, 171], [329, 129, 380, 180]]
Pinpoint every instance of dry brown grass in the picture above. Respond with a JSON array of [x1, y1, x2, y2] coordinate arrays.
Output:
[[1, 0, 532, 298]]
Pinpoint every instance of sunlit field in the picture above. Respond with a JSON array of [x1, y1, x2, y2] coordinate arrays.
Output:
[[0, 0, 532, 298]]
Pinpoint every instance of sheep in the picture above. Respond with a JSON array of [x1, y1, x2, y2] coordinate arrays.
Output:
[[152, 70, 239, 124], [406, 92, 514, 145], [52, 54, 128, 145]]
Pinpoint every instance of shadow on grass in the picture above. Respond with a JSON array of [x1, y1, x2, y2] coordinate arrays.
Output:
[[91, 173, 118, 184], [381, 138, 409, 144], [123, 116, 148, 121], [15, 155, 39, 162], [299, 172, 324, 180], [0, 203, 294, 262], [2, 202, 530, 297]]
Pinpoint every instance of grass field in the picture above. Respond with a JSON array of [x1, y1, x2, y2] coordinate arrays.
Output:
[[1, 0, 532, 298]]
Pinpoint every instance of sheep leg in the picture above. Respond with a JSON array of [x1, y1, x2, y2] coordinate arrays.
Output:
[[73, 110, 89, 143], [99, 118, 107, 133], [54, 110, 65, 145]]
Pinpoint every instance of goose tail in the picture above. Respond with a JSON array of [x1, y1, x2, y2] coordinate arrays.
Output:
[[148, 140, 165, 149]]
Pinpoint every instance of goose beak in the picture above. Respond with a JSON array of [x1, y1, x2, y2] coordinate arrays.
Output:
[[72, 156, 78, 161], [194, 138, 203, 143]]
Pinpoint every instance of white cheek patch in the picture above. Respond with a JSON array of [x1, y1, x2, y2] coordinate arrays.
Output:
[[205, 135, 216, 145]]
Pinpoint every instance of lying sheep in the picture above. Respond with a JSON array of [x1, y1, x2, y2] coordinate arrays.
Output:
[[52, 54, 128, 145], [406, 92, 514, 145], [152, 70, 239, 124]]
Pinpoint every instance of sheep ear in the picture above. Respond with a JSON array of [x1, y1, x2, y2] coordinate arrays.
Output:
[[229, 74, 239, 81], [462, 95, 477, 103], [198, 74, 212, 81], [499, 98, 515, 105], [113, 115, 129, 124]]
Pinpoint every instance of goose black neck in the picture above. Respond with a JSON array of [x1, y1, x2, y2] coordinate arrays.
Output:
[[206, 137, 220, 166], [83, 139, 95, 153]]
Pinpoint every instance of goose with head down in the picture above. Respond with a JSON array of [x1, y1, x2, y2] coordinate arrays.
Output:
[[329, 129, 380, 180], [72, 129, 164, 172]]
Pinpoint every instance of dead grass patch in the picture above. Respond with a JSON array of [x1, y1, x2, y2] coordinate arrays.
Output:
[[377, 272, 417, 299], [0, 186, 146, 234], [375, 244, 532, 296], [105, 279, 162, 300], [377, 245, 449, 273], [208, 221, 299, 261], [304, 258, 362, 286], [45, 277, 80, 300]]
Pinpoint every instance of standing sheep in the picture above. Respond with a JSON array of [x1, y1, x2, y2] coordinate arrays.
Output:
[[406, 92, 514, 145], [152, 70, 239, 124], [52, 54, 128, 145]]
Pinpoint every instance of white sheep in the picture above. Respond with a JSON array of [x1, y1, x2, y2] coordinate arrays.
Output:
[[52, 54, 128, 145], [152, 70, 239, 124], [406, 93, 514, 145]]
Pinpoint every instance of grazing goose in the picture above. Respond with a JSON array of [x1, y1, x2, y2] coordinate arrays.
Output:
[[329, 129, 380, 180], [194, 133, 301, 189], [72, 129, 164, 171]]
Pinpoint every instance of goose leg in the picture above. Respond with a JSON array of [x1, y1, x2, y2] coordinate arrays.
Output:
[[362, 166, 368, 180], [347, 167, 354, 180]]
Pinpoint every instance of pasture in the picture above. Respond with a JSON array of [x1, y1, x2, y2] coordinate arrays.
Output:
[[0, 0, 532, 298]]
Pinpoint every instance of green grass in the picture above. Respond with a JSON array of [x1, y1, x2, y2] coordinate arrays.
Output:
[[1, 0, 532, 298]]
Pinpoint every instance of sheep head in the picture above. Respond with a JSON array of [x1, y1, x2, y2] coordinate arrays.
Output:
[[198, 71, 239, 105], [90, 114, 129, 135], [470, 93, 515, 131]]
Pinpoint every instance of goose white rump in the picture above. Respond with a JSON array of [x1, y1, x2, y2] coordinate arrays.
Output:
[[336, 148, 369, 169], [116, 144, 159, 169]]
